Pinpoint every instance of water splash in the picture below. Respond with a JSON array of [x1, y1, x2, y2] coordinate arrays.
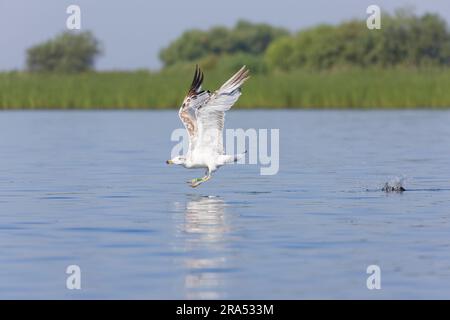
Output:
[[382, 176, 406, 192]]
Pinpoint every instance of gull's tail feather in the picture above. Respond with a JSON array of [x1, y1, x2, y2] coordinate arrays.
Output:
[[234, 150, 247, 162], [219, 151, 246, 165]]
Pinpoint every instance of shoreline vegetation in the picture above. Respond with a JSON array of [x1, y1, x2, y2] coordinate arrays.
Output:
[[3, 9, 450, 109], [1, 68, 450, 109]]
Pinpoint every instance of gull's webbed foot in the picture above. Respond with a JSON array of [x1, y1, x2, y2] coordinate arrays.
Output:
[[187, 177, 203, 188], [187, 176, 211, 188]]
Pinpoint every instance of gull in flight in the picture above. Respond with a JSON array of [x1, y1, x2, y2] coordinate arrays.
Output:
[[166, 65, 250, 187]]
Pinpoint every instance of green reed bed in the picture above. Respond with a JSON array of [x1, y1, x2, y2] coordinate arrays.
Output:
[[1, 68, 450, 109]]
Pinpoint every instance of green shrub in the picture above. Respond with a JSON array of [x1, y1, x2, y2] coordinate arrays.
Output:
[[26, 31, 102, 73]]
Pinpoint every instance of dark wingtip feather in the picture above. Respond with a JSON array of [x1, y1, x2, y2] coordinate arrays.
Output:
[[188, 64, 204, 96]]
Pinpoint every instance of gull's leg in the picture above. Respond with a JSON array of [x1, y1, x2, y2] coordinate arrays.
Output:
[[189, 169, 211, 188]]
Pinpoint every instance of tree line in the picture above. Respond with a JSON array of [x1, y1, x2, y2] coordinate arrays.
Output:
[[25, 9, 450, 73], [265, 10, 450, 70]]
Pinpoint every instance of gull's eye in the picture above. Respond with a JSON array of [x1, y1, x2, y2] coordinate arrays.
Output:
[[192, 96, 197, 100]]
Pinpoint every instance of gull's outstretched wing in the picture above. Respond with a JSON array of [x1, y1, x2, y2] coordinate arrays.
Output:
[[178, 65, 211, 150], [195, 66, 250, 154]]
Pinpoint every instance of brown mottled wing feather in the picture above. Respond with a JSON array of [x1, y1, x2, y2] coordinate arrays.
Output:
[[179, 108, 196, 139], [178, 65, 210, 149]]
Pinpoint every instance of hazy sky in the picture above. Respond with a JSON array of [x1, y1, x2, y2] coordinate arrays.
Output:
[[1, 0, 449, 71]]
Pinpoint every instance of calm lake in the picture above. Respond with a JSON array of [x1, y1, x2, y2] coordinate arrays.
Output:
[[1, 110, 450, 299]]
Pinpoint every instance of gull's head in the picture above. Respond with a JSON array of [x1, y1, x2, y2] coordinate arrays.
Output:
[[166, 156, 186, 166]]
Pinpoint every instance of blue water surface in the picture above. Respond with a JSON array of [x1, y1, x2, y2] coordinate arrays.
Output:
[[1, 110, 450, 299]]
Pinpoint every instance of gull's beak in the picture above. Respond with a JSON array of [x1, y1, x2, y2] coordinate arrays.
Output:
[[166, 160, 173, 164]]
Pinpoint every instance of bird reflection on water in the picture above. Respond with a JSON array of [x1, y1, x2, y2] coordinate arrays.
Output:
[[174, 195, 235, 299]]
